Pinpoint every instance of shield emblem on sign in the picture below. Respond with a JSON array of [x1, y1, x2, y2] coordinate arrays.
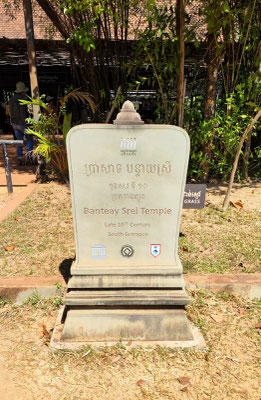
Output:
[[150, 244, 161, 258]]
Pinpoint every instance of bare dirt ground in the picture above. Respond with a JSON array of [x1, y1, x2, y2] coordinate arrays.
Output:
[[206, 180, 261, 211], [0, 292, 260, 400]]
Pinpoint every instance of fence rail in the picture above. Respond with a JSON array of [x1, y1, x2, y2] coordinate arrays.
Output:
[[0, 140, 24, 194]]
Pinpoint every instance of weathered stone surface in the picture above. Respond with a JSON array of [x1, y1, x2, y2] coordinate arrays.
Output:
[[68, 272, 186, 289], [67, 124, 189, 273], [59, 108, 192, 345], [61, 309, 194, 342], [64, 289, 190, 306]]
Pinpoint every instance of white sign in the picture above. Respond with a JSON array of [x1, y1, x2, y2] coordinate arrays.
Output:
[[67, 125, 190, 274]]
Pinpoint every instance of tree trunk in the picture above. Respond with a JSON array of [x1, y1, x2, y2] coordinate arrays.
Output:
[[200, 32, 220, 179], [204, 33, 219, 121], [243, 133, 252, 180], [23, 0, 40, 120], [176, 0, 185, 127], [222, 110, 261, 211], [35, 0, 68, 38]]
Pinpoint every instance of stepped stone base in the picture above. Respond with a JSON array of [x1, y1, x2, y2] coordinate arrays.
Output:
[[68, 274, 186, 289], [54, 261, 196, 346], [64, 289, 190, 306], [51, 307, 206, 349], [54, 286, 194, 345], [61, 308, 194, 342]]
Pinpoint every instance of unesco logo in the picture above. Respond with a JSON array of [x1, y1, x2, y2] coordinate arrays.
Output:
[[120, 138, 136, 155], [121, 245, 134, 258]]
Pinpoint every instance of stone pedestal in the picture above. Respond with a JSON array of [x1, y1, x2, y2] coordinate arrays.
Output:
[[57, 101, 194, 345]]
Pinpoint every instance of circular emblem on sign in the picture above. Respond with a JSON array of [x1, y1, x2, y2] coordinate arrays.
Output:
[[121, 245, 134, 258]]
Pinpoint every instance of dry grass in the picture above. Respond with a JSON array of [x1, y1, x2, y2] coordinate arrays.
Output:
[[0, 182, 260, 276], [180, 205, 261, 273], [0, 183, 75, 276], [0, 291, 260, 399]]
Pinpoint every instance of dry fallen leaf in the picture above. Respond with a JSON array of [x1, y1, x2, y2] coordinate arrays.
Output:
[[229, 200, 243, 208], [178, 376, 190, 385], [4, 246, 15, 252], [127, 340, 132, 346], [180, 387, 188, 392], [181, 246, 189, 252], [136, 379, 145, 386], [37, 322, 49, 338]]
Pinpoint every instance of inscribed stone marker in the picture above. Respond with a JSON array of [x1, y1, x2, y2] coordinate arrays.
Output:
[[59, 101, 194, 344], [67, 124, 189, 273]]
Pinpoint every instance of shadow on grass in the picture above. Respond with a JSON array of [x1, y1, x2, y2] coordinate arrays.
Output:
[[59, 258, 74, 283], [207, 180, 261, 196]]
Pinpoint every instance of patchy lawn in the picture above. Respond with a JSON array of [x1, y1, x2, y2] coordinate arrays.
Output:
[[0, 291, 260, 400], [180, 204, 261, 274], [0, 183, 75, 276], [0, 181, 260, 276]]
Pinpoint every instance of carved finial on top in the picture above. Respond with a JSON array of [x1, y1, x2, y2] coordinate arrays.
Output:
[[113, 100, 144, 125]]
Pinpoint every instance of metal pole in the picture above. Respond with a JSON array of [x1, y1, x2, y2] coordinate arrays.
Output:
[[1, 143, 13, 194], [0, 140, 23, 194]]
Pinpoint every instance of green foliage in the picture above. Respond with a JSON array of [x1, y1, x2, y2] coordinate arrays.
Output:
[[2, 0, 22, 20], [55, 0, 143, 117], [188, 78, 261, 180], [26, 291, 41, 307], [20, 90, 95, 181], [3, 0, 260, 180], [25, 293, 63, 311], [59, 0, 138, 50], [0, 299, 7, 307], [127, 3, 179, 124]]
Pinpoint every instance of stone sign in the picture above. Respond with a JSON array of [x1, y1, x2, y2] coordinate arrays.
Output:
[[68, 127, 188, 273], [60, 102, 194, 344]]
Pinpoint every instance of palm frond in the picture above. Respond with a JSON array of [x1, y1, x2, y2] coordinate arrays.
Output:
[[60, 89, 96, 114], [20, 96, 52, 114]]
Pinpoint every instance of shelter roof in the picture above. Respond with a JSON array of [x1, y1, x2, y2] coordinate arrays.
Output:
[[0, 39, 70, 66]]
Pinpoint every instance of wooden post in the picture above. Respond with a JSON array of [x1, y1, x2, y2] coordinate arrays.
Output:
[[23, 0, 40, 120]]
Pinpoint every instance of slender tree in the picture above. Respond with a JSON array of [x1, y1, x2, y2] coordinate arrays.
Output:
[[223, 110, 261, 211], [176, 0, 185, 127], [32, 0, 140, 120]]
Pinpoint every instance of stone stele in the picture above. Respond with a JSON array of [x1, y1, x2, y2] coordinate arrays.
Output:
[[58, 101, 194, 345]]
